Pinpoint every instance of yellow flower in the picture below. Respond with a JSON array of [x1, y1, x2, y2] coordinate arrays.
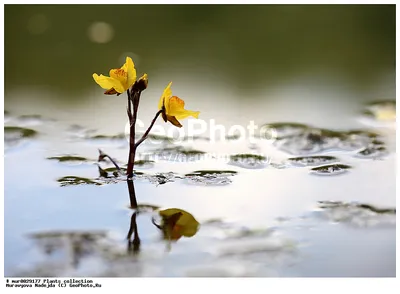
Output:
[[93, 57, 137, 95], [158, 82, 200, 128]]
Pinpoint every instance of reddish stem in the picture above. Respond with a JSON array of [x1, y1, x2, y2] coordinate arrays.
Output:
[[126, 85, 162, 179], [126, 89, 138, 179], [135, 110, 163, 148]]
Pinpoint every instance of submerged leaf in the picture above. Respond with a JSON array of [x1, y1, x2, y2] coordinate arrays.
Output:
[[47, 155, 89, 163], [225, 134, 242, 140], [185, 170, 238, 186], [287, 155, 338, 167], [132, 160, 155, 169], [57, 176, 102, 187], [316, 201, 396, 227], [229, 154, 268, 169], [5, 126, 38, 138], [129, 204, 161, 212], [258, 122, 309, 139], [185, 170, 238, 177], [147, 146, 205, 163], [354, 146, 388, 159], [4, 126, 39, 149], [318, 201, 396, 214], [147, 172, 179, 185], [89, 133, 126, 140], [141, 133, 174, 143], [310, 164, 352, 176]]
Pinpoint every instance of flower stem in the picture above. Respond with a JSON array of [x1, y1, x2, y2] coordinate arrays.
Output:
[[126, 108, 162, 179], [127, 89, 132, 122], [135, 110, 163, 148], [126, 89, 139, 179]]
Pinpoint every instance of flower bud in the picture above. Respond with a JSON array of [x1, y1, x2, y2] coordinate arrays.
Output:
[[134, 74, 148, 92]]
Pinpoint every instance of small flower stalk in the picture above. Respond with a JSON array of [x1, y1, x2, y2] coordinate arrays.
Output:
[[93, 57, 200, 179]]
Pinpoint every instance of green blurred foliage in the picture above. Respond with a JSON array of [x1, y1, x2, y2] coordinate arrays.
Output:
[[4, 4, 395, 96]]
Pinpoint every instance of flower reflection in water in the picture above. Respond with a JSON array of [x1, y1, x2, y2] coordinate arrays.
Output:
[[127, 179, 200, 253], [20, 179, 200, 276]]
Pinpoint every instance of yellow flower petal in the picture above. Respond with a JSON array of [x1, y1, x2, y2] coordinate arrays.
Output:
[[168, 96, 199, 119], [175, 110, 200, 120], [138, 73, 148, 83], [158, 83, 199, 126], [109, 68, 128, 85], [158, 82, 173, 111], [167, 96, 184, 114], [93, 57, 137, 94], [125, 57, 137, 89], [93, 73, 125, 93]]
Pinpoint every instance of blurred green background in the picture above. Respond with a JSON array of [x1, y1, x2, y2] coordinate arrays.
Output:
[[4, 4, 395, 101]]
